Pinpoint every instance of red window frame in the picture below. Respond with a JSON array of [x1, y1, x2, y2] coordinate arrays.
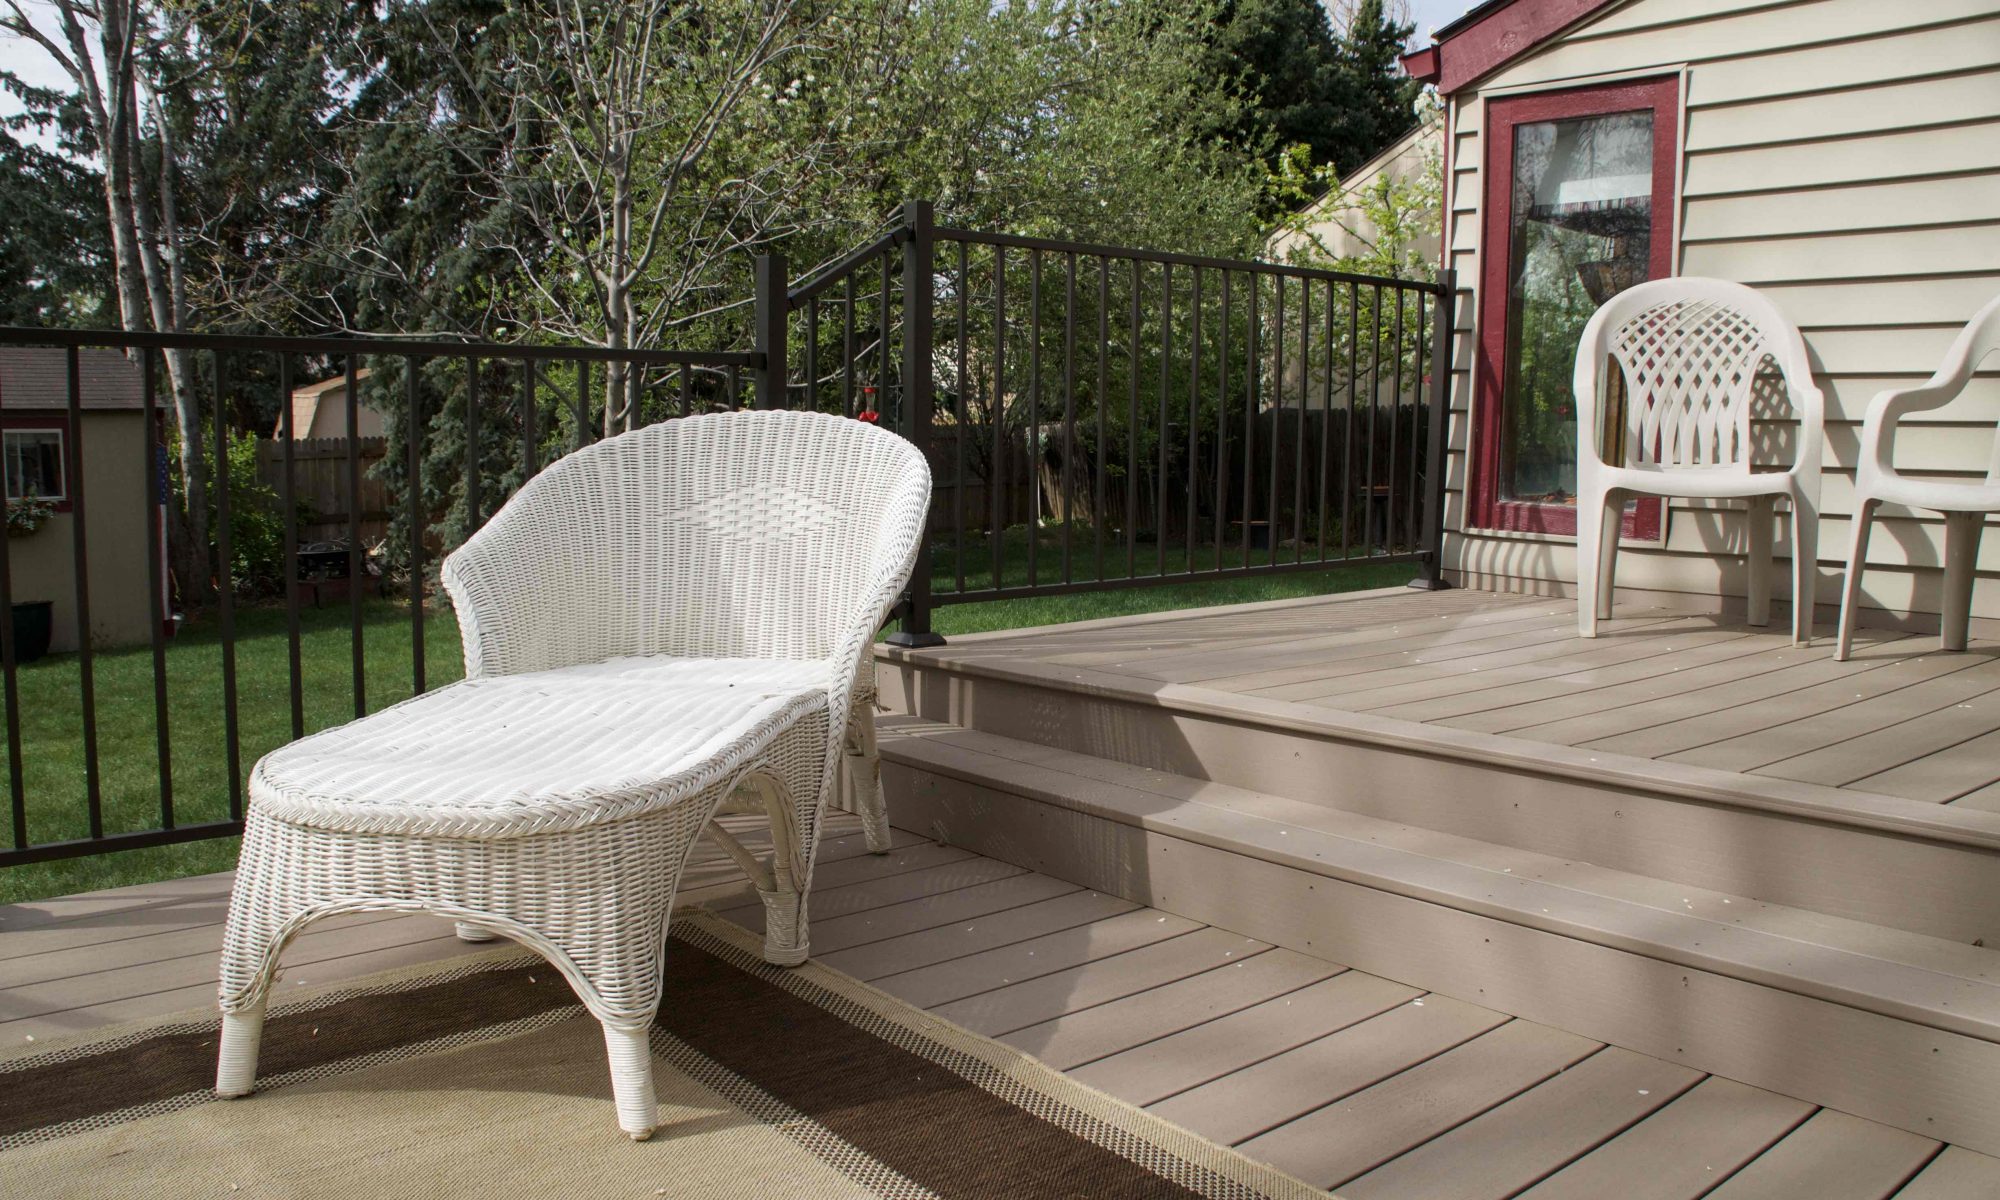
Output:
[[1470, 75, 1680, 538]]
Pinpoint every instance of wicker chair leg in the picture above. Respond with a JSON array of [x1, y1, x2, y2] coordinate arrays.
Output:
[[215, 1002, 268, 1098], [454, 921, 501, 942], [759, 886, 809, 966], [600, 1024, 658, 1141], [846, 705, 891, 855]]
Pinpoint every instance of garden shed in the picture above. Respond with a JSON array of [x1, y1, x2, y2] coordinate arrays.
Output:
[[0, 347, 166, 653], [1403, 0, 2000, 631]]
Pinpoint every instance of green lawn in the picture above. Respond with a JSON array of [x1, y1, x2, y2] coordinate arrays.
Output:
[[0, 529, 1416, 904]]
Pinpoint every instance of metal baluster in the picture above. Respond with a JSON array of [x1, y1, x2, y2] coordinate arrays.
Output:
[[143, 350, 173, 825], [1061, 252, 1076, 585], [1387, 288, 1405, 552], [64, 347, 102, 836], [407, 358, 426, 695], [954, 241, 968, 594], [213, 352, 241, 820], [1244, 275, 1258, 568], [1156, 261, 1170, 577], [345, 358, 364, 717], [1127, 259, 1139, 579], [1095, 257, 1108, 583], [1187, 267, 1201, 573], [1215, 272, 1230, 570], [0, 343, 24, 846], [1320, 280, 1336, 561], [991, 247, 1007, 589], [272, 356, 301, 744], [1366, 286, 1384, 554], [1342, 283, 1359, 560], [1028, 250, 1041, 589], [1296, 277, 1310, 563]]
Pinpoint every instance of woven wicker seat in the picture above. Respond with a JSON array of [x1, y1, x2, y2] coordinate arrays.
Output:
[[214, 411, 931, 1140]]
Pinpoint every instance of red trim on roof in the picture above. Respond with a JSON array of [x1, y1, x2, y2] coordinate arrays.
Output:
[[1399, 0, 1625, 95]]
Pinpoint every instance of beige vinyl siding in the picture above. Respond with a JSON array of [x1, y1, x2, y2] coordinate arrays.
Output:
[[1436, 0, 2000, 625]]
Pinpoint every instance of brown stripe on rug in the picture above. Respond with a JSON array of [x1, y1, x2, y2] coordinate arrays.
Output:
[[1, 911, 1321, 1200], [661, 931, 1205, 1200], [0, 959, 576, 1140]]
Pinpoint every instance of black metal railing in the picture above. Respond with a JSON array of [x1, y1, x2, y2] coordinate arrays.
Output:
[[770, 201, 1456, 643], [0, 328, 761, 867], [0, 199, 1450, 869]]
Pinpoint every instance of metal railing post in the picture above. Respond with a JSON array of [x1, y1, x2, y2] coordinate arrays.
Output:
[[887, 199, 946, 647], [1411, 269, 1457, 590], [753, 253, 788, 409]]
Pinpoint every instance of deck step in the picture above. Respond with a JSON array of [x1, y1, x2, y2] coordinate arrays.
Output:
[[876, 638, 2000, 946], [875, 714, 2000, 1157]]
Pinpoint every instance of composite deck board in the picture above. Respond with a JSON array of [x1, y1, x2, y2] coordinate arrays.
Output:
[[1180, 613, 1607, 694], [1148, 992, 1511, 1146], [923, 925, 1270, 1036], [1335, 1046, 1704, 1200], [1315, 619, 1755, 711], [1514, 649, 1904, 748], [1177, 612, 1615, 692], [912, 587, 1998, 812], [864, 907, 1208, 1010], [1235, 1019, 1604, 1189], [1514, 1076, 1816, 1200], [1662, 652, 2000, 771], [1893, 1145, 2000, 1199], [1701, 1109, 1939, 1199], [999, 947, 1337, 1069], [804, 871, 1086, 959], [1064, 970, 1420, 1106], [1224, 620, 1648, 692], [1752, 678, 2000, 789], [5, 812, 1997, 1192], [1368, 624, 1800, 723], [817, 887, 1139, 980], [1850, 726, 2000, 803], [1426, 631, 1901, 734]]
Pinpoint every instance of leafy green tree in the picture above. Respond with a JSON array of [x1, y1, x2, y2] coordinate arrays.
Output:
[[1193, 0, 1420, 204]]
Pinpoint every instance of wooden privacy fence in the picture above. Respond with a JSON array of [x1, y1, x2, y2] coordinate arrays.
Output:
[[255, 437, 391, 544]]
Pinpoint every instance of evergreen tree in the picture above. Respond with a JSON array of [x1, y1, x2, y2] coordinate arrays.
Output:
[[1194, 0, 1420, 204]]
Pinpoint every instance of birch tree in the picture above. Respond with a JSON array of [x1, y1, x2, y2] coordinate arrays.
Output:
[[1, 0, 211, 596]]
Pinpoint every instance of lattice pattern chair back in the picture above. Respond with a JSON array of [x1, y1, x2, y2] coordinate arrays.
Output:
[[1573, 277, 1824, 644], [1577, 276, 1818, 482], [444, 410, 933, 680], [1607, 296, 1771, 469]]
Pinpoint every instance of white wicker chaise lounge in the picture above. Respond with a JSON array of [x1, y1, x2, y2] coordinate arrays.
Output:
[[212, 409, 931, 1140]]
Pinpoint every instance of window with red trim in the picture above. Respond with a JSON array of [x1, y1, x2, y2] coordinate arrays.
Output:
[[1471, 75, 1679, 537]]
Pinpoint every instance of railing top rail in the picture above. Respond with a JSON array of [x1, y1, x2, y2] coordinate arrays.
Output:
[[933, 226, 1445, 294], [787, 229, 905, 306], [0, 326, 761, 368]]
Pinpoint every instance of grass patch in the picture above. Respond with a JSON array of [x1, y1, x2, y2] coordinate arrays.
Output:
[[1, 529, 1415, 904]]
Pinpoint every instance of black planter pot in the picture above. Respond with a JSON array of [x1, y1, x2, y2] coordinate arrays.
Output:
[[11, 601, 52, 665]]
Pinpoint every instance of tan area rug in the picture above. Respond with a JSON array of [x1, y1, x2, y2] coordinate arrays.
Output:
[[0, 911, 1323, 1199]]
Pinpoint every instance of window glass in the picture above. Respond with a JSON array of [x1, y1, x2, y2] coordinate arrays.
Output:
[[5, 430, 66, 501], [1499, 110, 1653, 505]]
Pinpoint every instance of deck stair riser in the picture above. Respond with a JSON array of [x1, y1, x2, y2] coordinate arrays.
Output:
[[876, 647, 2000, 946], [875, 716, 2000, 1157]]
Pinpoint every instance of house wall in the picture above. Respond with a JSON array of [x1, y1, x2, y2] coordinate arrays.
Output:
[[304, 387, 386, 440], [1438, 0, 2000, 625], [1268, 120, 1444, 266], [8, 411, 159, 652]]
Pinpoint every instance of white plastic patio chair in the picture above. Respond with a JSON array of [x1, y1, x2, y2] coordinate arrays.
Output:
[[1575, 277, 1824, 643], [1836, 293, 2000, 661], [213, 409, 930, 1141]]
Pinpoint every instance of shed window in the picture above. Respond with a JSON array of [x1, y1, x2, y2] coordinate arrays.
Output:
[[5, 429, 66, 502]]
